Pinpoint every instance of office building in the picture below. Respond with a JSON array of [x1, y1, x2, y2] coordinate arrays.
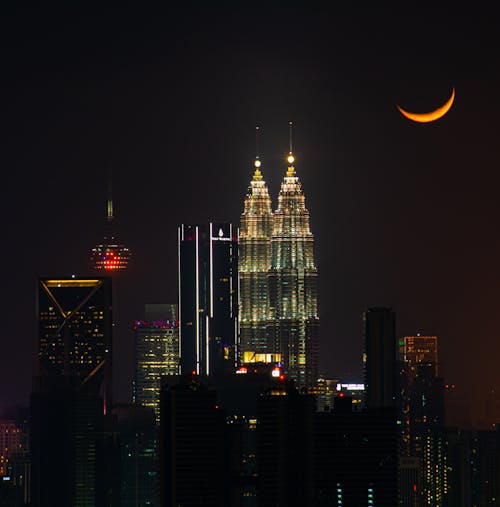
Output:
[[160, 374, 235, 507], [32, 276, 119, 506], [239, 157, 275, 364], [37, 276, 113, 410], [114, 404, 159, 507], [363, 307, 396, 409], [257, 379, 315, 506], [268, 149, 319, 389], [399, 335, 438, 382], [133, 304, 179, 422], [178, 223, 238, 376], [314, 399, 399, 506]]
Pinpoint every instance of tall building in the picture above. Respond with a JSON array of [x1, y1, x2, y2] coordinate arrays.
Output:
[[257, 379, 316, 506], [399, 334, 447, 506], [133, 304, 179, 422], [32, 276, 119, 507], [37, 276, 113, 409], [178, 223, 238, 376], [399, 335, 438, 382], [160, 375, 234, 507], [239, 157, 275, 364], [268, 148, 319, 389], [363, 307, 396, 409]]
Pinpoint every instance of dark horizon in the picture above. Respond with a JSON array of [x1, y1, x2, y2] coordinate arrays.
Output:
[[1, 7, 500, 427]]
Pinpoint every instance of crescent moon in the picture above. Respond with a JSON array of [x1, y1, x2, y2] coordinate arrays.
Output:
[[397, 88, 455, 123]]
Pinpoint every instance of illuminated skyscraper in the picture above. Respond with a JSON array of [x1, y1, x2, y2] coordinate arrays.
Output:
[[32, 276, 119, 507], [37, 276, 113, 407], [178, 223, 238, 376], [268, 132, 319, 389], [91, 180, 131, 272], [133, 304, 179, 422], [399, 334, 438, 382], [239, 149, 275, 365]]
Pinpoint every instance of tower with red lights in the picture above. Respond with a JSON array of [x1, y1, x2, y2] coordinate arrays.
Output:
[[91, 180, 131, 272]]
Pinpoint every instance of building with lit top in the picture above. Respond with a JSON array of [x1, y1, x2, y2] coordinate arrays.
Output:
[[238, 155, 275, 365], [37, 276, 113, 407], [133, 304, 179, 422], [178, 223, 238, 376], [268, 147, 319, 389], [399, 334, 438, 382], [90, 180, 130, 272]]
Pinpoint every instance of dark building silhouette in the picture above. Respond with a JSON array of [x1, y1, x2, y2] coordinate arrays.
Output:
[[37, 276, 113, 411], [363, 307, 396, 410], [315, 398, 399, 506], [445, 427, 500, 507], [115, 404, 159, 507], [160, 374, 235, 507], [256, 380, 315, 507], [178, 223, 238, 376], [31, 276, 119, 507]]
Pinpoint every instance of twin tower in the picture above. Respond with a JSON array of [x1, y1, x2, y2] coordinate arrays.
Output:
[[179, 143, 319, 389]]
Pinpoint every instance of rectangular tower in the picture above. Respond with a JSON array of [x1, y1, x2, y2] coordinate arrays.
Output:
[[37, 276, 113, 407], [134, 304, 179, 423], [178, 223, 238, 376], [363, 307, 396, 410]]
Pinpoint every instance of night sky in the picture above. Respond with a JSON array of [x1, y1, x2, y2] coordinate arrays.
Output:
[[1, 7, 499, 423]]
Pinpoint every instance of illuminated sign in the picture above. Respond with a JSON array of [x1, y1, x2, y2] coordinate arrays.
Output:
[[336, 383, 365, 391]]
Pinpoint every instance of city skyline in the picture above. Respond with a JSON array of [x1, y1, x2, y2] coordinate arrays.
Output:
[[1, 7, 499, 426]]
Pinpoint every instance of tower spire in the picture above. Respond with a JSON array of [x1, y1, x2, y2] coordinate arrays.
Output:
[[286, 121, 296, 176], [253, 125, 263, 181], [107, 178, 114, 224]]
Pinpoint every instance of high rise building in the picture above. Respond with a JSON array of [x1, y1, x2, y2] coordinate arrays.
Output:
[[399, 335, 438, 382], [133, 304, 179, 422], [37, 276, 113, 409], [32, 276, 119, 507], [160, 375, 234, 507], [268, 147, 319, 389], [363, 307, 396, 409], [178, 223, 238, 376], [399, 334, 448, 506], [239, 157, 275, 365]]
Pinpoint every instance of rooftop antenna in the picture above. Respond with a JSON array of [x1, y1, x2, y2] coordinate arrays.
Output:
[[286, 121, 295, 175], [253, 125, 262, 178]]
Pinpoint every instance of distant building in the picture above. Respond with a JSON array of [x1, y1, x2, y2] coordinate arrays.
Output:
[[160, 374, 235, 507], [363, 307, 396, 409], [37, 276, 113, 411], [114, 404, 159, 507], [32, 276, 119, 507], [267, 152, 319, 389], [133, 304, 179, 422], [399, 334, 447, 506], [0, 414, 30, 506], [178, 223, 238, 376], [314, 397, 399, 506], [239, 159, 275, 365], [256, 379, 316, 506], [90, 180, 131, 272]]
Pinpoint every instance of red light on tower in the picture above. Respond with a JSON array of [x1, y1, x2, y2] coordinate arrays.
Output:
[[91, 241, 131, 271], [90, 178, 131, 272]]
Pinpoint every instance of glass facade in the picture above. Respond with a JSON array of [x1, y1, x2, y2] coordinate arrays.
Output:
[[37, 277, 113, 408], [134, 304, 179, 422], [178, 223, 238, 376]]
